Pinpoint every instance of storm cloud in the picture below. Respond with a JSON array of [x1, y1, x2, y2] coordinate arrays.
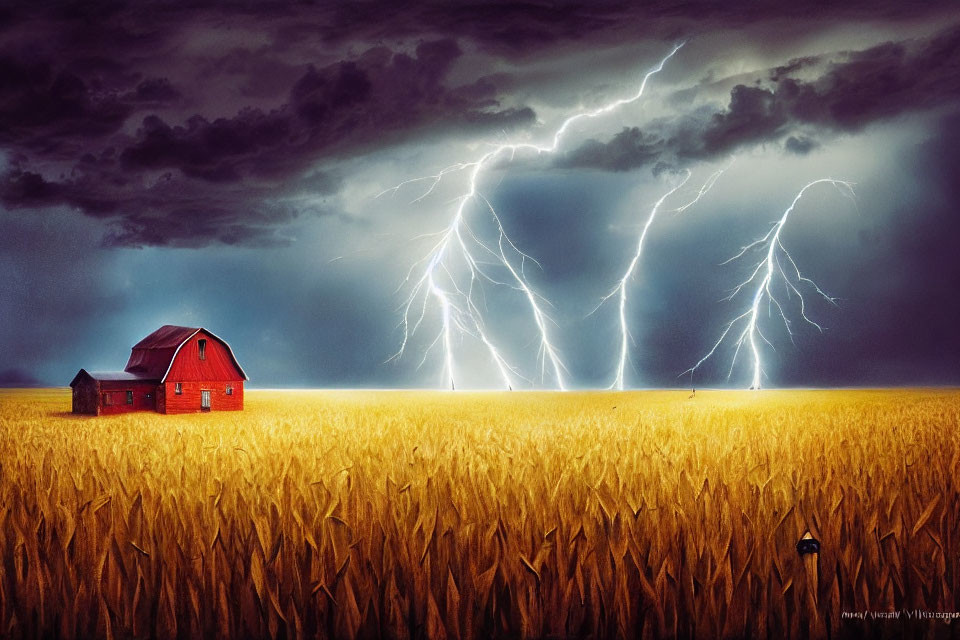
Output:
[[0, 2, 955, 247], [1, 0, 959, 388], [0, 32, 535, 246], [562, 24, 960, 171]]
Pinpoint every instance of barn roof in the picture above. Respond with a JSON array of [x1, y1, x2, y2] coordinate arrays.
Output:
[[131, 325, 200, 350], [124, 325, 248, 382], [70, 369, 159, 386]]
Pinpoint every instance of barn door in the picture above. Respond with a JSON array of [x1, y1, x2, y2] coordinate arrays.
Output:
[[201, 390, 211, 411]]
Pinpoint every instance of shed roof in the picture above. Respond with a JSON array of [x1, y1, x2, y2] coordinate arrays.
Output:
[[70, 369, 159, 386]]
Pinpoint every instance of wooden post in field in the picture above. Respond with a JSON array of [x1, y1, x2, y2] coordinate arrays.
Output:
[[797, 531, 822, 635], [799, 532, 819, 603]]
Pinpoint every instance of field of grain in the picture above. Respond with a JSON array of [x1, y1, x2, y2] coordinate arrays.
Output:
[[0, 388, 958, 639]]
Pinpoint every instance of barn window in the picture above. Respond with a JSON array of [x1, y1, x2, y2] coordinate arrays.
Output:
[[226, 384, 232, 395], [175, 382, 182, 395], [198, 339, 207, 360], [126, 391, 133, 404], [103, 393, 112, 406]]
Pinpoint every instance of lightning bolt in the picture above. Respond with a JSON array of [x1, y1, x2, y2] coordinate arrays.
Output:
[[684, 178, 856, 389], [385, 42, 686, 390], [593, 163, 729, 390]]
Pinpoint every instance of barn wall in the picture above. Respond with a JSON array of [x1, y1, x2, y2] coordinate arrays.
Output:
[[98, 381, 159, 415], [72, 378, 99, 415], [165, 331, 245, 382], [162, 381, 243, 414]]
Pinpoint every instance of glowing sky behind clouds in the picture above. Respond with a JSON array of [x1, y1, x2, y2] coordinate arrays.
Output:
[[0, 1, 958, 388]]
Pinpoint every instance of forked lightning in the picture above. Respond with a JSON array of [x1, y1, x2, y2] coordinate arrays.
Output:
[[684, 178, 856, 389], [385, 43, 685, 389]]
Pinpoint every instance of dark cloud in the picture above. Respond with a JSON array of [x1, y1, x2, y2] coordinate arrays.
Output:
[[124, 78, 182, 105], [0, 36, 534, 247], [703, 26, 960, 148], [0, 55, 131, 149], [273, 1, 952, 56], [564, 24, 960, 170], [698, 84, 786, 155], [119, 110, 294, 182], [769, 56, 821, 82], [559, 127, 663, 172], [784, 135, 819, 155], [0, 1, 955, 248]]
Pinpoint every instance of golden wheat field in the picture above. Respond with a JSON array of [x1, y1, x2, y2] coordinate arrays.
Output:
[[0, 388, 958, 640]]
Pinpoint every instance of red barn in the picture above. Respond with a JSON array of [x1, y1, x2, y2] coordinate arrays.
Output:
[[70, 325, 248, 415]]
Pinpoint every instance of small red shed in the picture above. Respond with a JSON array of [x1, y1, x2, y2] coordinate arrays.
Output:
[[70, 325, 248, 415]]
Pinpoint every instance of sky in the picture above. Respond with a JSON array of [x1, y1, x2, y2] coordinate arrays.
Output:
[[1, 1, 959, 389]]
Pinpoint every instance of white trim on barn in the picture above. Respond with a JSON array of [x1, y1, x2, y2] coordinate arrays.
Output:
[[159, 327, 249, 383]]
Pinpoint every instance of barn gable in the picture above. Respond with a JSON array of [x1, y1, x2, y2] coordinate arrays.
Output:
[[124, 325, 248, 382]]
